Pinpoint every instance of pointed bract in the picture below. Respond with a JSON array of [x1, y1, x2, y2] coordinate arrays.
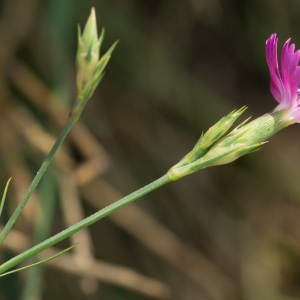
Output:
[[172, 106, 247, 170]]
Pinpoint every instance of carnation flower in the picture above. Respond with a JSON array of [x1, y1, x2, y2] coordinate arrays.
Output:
[[266, 33, 300, 123]]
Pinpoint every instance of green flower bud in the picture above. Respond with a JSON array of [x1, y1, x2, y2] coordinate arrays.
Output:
[[76, 8, 101, 100], [195, 106, 247, 150], [168, 141, 264, 180], [70, 8, 118, 122], [168, 108, 290, 181], [171, 106, 246, 170]]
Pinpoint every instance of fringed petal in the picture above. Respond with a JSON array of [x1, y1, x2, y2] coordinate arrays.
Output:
[[280, 39, 300, 106], [265, 34, 285, 103]]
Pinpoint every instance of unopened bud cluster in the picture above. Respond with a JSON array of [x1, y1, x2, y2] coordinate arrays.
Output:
[[168, 107, 290, 181], [70, 8, 117, 122]]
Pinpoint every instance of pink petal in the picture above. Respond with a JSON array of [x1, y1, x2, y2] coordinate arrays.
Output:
[[280, 39, 300, 106], [265, 34, 285, 103]]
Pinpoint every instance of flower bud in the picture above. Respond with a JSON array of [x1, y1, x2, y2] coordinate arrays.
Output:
[[168, 108, 290, 181], [70, 8, 118, 122], [172, 106, 246, 170]]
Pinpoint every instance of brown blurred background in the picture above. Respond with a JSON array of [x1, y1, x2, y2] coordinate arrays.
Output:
[[1, 0, 300, 299]]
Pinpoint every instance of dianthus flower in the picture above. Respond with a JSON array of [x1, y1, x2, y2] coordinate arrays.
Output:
[[266, 33, 300, 123], [168, 34, 300, 180]]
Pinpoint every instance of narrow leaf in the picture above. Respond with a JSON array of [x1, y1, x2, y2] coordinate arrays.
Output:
[[0, 178, 12, 218], [0, 245, 75, 277]]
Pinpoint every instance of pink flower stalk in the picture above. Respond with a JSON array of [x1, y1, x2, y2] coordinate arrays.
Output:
[[266, 33, 300, 123]]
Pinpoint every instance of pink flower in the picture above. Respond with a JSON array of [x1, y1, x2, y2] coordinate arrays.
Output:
[[266, 33, 300, 123]]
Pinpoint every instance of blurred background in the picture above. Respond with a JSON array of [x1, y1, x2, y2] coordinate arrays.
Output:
[[0, 0, 300, 299]]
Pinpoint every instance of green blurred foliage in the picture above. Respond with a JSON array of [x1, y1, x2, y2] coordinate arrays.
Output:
[[1, 0, 300, 299]]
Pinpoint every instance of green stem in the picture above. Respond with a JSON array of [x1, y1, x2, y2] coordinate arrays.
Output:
[[0, 118, 74, 245], [0, 174, 170, 274]]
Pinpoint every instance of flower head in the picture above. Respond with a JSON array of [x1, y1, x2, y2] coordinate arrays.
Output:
[[266, 34, 300, 123], [168, 34, 300, 181]]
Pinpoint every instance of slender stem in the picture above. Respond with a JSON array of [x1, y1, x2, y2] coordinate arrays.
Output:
[[0, 174, 170, 274], [0, 118, 74, 245]]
